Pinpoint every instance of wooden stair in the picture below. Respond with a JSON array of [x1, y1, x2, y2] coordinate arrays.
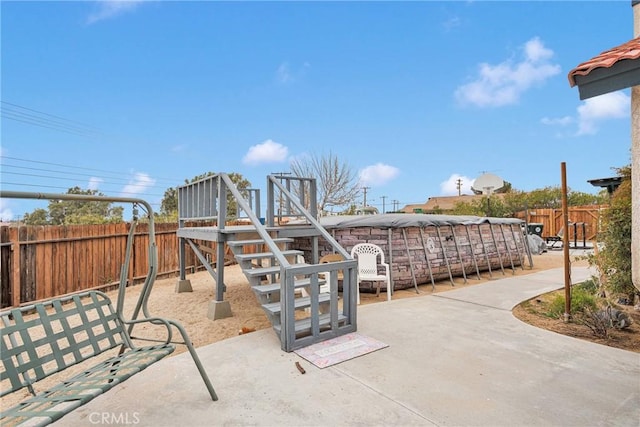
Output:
[[227, 233, 347, 336], [176, 172, 357, 351]]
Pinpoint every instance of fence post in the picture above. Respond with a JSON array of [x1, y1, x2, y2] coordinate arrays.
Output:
[[10, 227, 20, 307]]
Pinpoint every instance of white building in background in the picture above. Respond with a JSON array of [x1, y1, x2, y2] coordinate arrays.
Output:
[[355, 206, 379, 216]]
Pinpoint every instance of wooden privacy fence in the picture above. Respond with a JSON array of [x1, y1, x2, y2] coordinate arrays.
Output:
[[513, 205, 607, 242], [0, 222, 233, 309]]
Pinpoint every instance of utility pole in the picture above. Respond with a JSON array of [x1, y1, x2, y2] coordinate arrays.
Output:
[[456, 178, 462, 196], [362, 186, 370, 206], [392, 199, 399, 212], [381, 195, 387, 213]]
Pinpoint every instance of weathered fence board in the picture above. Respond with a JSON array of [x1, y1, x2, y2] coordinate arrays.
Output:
[[0, 227, 10, 306], [0, 222, 223, 308], [514, 205, 605, 241]]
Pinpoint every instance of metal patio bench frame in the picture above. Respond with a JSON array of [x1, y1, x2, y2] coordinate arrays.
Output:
[[0, 191, 218, 427]]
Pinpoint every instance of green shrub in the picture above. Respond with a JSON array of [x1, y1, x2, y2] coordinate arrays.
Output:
[[590, 165, 636, 301], [545, 286, 598, 319], [576, 277, 599, 295]]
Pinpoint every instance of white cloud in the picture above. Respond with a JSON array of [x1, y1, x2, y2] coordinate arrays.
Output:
[[541, 116, 574, 127], [121, 172, 155, 196], [275, 61, 311, 84], [524, 37, 554, 62], [540, 92, 628, 137], [276, 62, 292, 84], [454, 37, 561, 108], [442, 16, 461, 32], [358, 163, 400, 187], [439, 174, 475, 196], [576, 91, 629, 136], [88, 177, 103, 190], [86, 0, 144, 25], [0, 200, 14, 222], [171, 144, 187, 152], [243, 139, 289, 165]]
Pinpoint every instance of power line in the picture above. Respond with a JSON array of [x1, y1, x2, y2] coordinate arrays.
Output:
[[0, 182, 73, 191], [1, 101, 99, 129], [1, 164, 162, 186], [2, 168, 130, 185], [0, 157, 177, 200], [0, 172, 166, 197], [1, 101, 106, 138], [2, 111, 101, 138], [0, 155, 182, 184]]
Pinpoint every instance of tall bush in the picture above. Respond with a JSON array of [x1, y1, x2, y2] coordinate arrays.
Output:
[[593, 165, 635, 300]]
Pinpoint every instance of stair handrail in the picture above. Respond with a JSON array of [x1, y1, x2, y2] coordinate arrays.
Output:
[[266, 175, 351, 260], [267, 174, 317, 224], [177, 175, 261, 222], [218, 174, 291, 268]]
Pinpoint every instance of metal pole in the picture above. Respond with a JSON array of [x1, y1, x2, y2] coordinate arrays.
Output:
[[499, 224, 516, 274], [465, 226, 482, 279], [419, 227, 436, 291], [508, 223, 526, 271], [489, 223, 506, 275], [401, 228, 420, 294], [519, 222, 534, 269], [436, 226, 455, 286], [450, 225, 467, 284], [0, 191, 159, 320], [477, 224, 493, 278], [561, 162, 571, 322], [388, 228, 395, 295]]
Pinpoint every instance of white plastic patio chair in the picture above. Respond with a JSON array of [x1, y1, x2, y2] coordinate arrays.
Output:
[[318, 253, 344, 294], [299, 254, 334, 313], [350, 243, 391, 304]]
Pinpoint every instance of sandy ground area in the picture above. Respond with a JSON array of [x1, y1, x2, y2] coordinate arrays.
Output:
[[115, 250, 583, 355]]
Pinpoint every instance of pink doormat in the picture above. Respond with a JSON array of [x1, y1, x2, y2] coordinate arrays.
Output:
[[294, 332, 389, 368]]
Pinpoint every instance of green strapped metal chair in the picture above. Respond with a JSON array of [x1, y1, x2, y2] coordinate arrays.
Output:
[[1, 291, 177, 426], [0, 191, 218, 427]]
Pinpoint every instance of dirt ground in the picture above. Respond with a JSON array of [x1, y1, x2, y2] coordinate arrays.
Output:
[[513, 289, 640, 353], [112, 249, 638, 355], [512, 276, 640, 353]]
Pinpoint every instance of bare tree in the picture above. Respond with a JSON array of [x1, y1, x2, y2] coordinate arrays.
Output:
[[290, 151, 360, 214]]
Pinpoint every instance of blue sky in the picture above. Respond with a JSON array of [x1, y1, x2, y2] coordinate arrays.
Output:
[[0, 1, 635, 220]]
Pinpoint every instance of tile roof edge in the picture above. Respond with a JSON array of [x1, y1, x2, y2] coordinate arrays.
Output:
[[568, 37, 640, 87]]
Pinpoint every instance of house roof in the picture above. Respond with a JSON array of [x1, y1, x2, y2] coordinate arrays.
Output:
[[422, 195, 486, 211], [400, 194, 506, 213], [567, 37, 640, 99]]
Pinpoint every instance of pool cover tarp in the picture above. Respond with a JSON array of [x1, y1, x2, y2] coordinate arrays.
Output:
[[318, 213, 523, 230]]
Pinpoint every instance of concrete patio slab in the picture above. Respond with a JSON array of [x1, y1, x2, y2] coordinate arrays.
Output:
[[55, 267, 640, 427]]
